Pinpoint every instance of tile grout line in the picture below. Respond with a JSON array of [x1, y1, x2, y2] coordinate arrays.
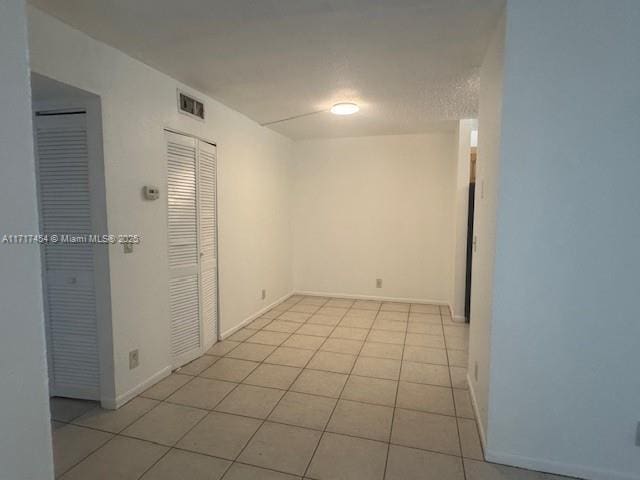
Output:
[[382, 303, 411, 480], [67, 388, 475, 440], [128, 353, 254, 479], [164, 298, 313, 467], [134, 295, 306, 479], [53, 296, 473, 479], [230, 295, 341, 476], [56, 367, 211, 478], [443, 310, 469, 480], [170, 310, 470, 420], [65, 408, 473, 471], [302, 299, 381, 479], [203, 299, 473, 474], [268, 296, 360, 473], [53, 295, 317, 478], [54, 428, 115, 478], [234, 297, 335, 459], [122, 295, 310, 479], [200, 342, 462, 378]]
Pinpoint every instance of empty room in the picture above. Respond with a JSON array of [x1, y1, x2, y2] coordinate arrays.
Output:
[[1, 1, 639, 479]]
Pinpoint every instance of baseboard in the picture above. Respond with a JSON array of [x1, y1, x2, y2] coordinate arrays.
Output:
[[453, 314, 467, 323], [100, 366, 171, 410], [294, 290, 449, 306], [467, 372, 488, 455], [485, 449, 640, 480], [220, 291, 294, 339], [50, 384, 100, 402], [466, 374, 637, 480], [102, 292, 296, 409]]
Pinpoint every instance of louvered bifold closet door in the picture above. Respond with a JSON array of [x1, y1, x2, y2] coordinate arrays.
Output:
[[166, 131, 201, 367], [35, 112, 100, 400], [198, 140, 218, 345]]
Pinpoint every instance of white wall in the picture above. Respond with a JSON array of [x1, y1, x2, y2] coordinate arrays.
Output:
[[0, 0, 54, 478], [467, 11, 505, 447], [27, 7, 294, 406], [451, 119, 476, 320], [478, 1, 640, 479], [292, 134, 457, 304]]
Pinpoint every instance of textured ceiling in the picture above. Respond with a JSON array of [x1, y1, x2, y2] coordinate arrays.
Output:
[[28, 0, 503, 139]]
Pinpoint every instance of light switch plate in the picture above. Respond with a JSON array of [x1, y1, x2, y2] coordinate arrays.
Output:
[[376, 278, 382, 288], [142, 185, 160, 200]]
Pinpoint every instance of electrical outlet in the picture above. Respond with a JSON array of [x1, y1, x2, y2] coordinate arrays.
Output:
[[123, 242, 134, 254], [376, 278, 382, 288], [261, 289, 266, 300], [129, 349, 139, 370], [474, 362, 479, 382], [636, 422, 640, 447]]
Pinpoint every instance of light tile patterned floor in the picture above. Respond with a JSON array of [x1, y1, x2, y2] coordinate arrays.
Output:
[[50, 295, 572, 480]]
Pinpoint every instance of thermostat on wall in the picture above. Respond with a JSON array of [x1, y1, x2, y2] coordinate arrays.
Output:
[[143, 186, 160, 200]]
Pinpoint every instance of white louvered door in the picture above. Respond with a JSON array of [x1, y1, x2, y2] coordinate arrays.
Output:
[[167, 131, 218, 368], [35, 111, 100, 400], [167, 132, 201, 368], [198, 140, 218, 346]]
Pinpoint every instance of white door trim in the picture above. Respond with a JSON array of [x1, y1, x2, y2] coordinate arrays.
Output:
[[165, 129, 220, 368], [32, 96, 114, 406]]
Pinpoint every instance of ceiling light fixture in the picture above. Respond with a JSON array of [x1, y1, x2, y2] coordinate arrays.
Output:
[[330, 102, 359, 115], [260, 102, 360, 126]]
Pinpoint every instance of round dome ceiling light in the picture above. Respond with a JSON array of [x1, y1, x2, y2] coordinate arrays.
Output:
[[330, 102, 359, 115]]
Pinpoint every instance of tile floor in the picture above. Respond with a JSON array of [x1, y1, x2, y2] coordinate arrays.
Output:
[[50, 295, 573, 480]]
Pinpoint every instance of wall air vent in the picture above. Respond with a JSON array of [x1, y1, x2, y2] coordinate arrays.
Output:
[[177, 90, 205, 120]]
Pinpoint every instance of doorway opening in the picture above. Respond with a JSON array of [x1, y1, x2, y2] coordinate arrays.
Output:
[[31, 73, 114, 407], [165, 129, 219, 370], [464, 129, 478, 322]]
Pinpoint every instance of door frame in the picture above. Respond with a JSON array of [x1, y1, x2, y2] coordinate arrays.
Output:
[[164, 128, 220, 370], [32, 96, 114, 406]]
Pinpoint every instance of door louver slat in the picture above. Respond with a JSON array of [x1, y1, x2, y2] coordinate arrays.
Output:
[[198, 142, 217, 344], [167, 132, 201, 365], [35, 113, 100, 399]]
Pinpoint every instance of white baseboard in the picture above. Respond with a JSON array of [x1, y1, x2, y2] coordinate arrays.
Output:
[[453, 314, 467, 323], [466, 373, 638, 480], [467, 372, 488, 454], [485, 449, 640, 480], [50, 384, 100, 402], [100, 366, 171, 410], [294, 290, 449, 306], [102, 293, 297, 409], [220, 291, 294, 339]]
